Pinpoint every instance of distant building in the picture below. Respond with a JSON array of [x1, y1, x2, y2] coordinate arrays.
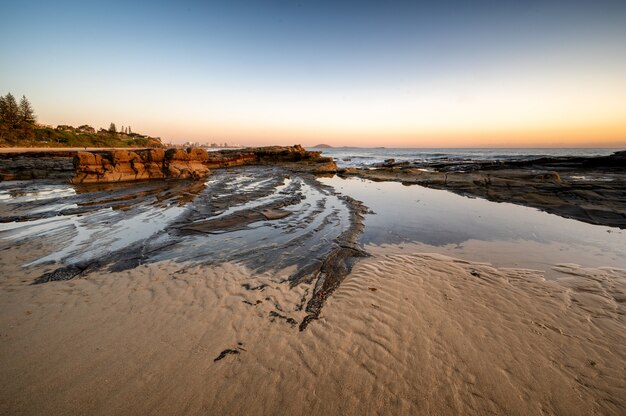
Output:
[[76, 125, 95, 134]]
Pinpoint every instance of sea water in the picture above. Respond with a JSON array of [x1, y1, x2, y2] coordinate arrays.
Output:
[[309, 147, 621, 168]]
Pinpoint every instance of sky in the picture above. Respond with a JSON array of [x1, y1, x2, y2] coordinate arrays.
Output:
[[1, 0, 626, 147]]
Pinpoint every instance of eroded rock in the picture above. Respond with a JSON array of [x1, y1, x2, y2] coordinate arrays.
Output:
[[70, 145, 336, 183]]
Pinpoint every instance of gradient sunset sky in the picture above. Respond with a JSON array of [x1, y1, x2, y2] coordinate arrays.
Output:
[[2, 0, 625, 147]]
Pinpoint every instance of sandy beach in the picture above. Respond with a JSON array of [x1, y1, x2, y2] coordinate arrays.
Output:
[[1, 242, 624, 415], [4, 0, 626, 412], [1, 156, 625, 415]]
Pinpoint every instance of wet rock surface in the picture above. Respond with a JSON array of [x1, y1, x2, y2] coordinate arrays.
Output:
[[0, 151, 75, 180], [0, 166, 364, 328], [340, 151, 626, 228]]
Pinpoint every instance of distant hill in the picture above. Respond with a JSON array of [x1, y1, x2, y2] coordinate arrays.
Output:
[[311, 144, 333, 148], [0, 123, 163, 148]]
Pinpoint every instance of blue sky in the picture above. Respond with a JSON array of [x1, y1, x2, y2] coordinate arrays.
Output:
[[2, 0, 625, 146]]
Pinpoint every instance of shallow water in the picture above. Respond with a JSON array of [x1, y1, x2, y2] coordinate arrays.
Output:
[[1, 169, 624, 284], [0, 168, 354, 287], [319, 176, 626, 278]]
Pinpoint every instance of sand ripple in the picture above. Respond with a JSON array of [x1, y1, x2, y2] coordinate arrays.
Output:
[[1, 248, 623, 415]]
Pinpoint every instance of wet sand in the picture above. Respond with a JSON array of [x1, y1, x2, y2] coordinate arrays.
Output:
[[0, 168, 367, 327], [1, 167, 625, 415], [321, 175, 626, 279], [1, 245, 624, 415]]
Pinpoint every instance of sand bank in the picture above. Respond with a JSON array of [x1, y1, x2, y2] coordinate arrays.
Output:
[[1, 244, 624, 415]]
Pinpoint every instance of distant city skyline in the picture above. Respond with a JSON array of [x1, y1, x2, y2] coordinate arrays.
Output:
[[2, 0, 625, 147]]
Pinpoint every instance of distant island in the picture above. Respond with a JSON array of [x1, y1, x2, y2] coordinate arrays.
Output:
[[311, 144, 333, 148], [0, 92, 163, 148]]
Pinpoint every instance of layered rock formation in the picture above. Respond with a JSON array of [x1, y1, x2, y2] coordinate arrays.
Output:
[[0, 151, 75, 180], [70, 145, 337, 184], [72, 150, 163, 183], [165, 148, 211, 180]]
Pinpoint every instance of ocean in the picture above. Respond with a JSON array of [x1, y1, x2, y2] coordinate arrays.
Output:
[[307, 147, 622, 168]]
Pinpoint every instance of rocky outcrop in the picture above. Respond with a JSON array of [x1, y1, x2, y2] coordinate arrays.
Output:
[[71, 148, 210, 183], [202, 145, 334, 169], [253, 145, 337, 174], [164, 148, 211, 180], [69, 145, 337, 184]]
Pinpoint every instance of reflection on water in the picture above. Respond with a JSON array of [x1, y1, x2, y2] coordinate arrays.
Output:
[[1, 170, 625, 283], [319, 176, 626, 278], [0, 184, 76, 201], [0, 168, 354, 286]]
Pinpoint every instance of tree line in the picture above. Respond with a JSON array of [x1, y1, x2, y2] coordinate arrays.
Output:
[[0, 93, 36, 126], [1, 93, 130, 135], [108, 123, 133, 135]]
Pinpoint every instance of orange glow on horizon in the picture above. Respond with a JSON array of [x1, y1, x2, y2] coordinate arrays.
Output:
[[140, 118, 626, 148], [127, 73, 626, 148], [38, 65, 626, 149]]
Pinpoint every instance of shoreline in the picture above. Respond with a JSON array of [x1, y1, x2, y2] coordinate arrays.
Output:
[[1, 244, 624, 415], [337, 150, 626, 228], [2, 147, 624, 227], [1, 154, 625, 414], [0, 145, 338, 182]]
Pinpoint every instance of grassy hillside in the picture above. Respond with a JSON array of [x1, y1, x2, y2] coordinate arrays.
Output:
[[0, 122, 163, 148]]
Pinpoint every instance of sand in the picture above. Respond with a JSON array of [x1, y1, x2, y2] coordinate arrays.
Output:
[[1, 242, 624, 415]]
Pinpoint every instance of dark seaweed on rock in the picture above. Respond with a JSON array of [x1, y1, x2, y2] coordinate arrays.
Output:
[[32, 261, 101, 284], [32, 264, 85, 284], [269, 311, 298, 327], [213, 349, 240, 362]]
